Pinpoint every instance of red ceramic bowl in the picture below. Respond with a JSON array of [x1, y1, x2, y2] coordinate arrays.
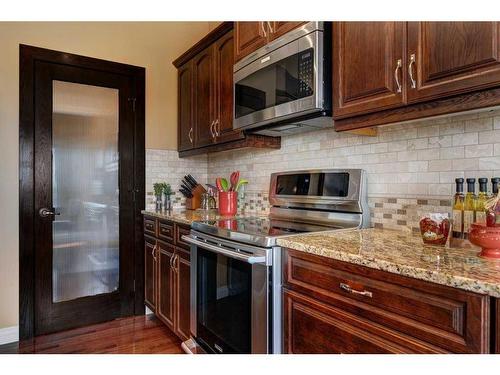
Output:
[[469, 223, 500, 259]]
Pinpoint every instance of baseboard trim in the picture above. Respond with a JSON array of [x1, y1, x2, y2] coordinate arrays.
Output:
[[0, 326, 19, 345]]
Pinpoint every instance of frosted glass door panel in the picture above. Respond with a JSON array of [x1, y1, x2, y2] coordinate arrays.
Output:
[[52, 80, 120, 303]]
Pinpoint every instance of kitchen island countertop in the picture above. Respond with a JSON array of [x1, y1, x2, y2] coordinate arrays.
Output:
[[277, 228, 500, 298]]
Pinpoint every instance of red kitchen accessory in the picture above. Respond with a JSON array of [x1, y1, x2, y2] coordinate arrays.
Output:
[[215, 178, 224, 192], [218, 191, 238, 216], [469, 223, 500, 259], [230, 171, 240, 191], [485, 190, 500, 227], [419, 213, 450, 246]]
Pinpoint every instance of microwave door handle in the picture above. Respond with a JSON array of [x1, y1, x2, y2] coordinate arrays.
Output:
[[182, 235, 267, 265]]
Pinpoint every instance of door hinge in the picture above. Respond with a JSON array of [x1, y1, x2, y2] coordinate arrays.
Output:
[[128, 97, 136, 112]]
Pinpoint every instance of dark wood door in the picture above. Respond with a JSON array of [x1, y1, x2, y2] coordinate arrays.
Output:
[[193, 47, 215, 148], [177, 61, 194, 151], [333, 22, 406, 118], [407, 22, 500, 103], [157, 240, 175, 329], [234, 22, 268, 62], [214, 30, 241, 143], [174, 248, 191, 341], [269, 22, 306, 41], [32, 59, 139, 336], [144, 236, 156, 311]]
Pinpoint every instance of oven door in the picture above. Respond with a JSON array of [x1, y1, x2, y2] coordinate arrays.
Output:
[[184, 232, 270, 354], [233, 29, 324, 131]]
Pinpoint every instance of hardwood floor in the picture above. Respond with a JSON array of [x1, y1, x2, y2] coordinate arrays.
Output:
[[0, 315, 184, 354]]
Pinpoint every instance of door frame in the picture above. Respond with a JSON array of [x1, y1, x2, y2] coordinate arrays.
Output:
[[19, 44, 146, 340]]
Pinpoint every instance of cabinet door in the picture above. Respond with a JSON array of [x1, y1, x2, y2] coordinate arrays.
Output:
[[178, 61, 194, 151], [193, 47, 215, 148], [407, 22, 500, 103], [144, 236, 156, 311], [214, 30, 242, 143], [333, 22, 405, 118], [283, 289, 417, 354], [269, 22, 306, 41], [234, 22, 268, 62], [157, 240, 175, 329], [174, 248, 191, 341]]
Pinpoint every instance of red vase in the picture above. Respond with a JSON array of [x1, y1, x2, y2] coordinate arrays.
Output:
[[218, 191, 238, 216]]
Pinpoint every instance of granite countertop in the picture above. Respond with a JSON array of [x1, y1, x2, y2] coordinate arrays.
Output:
[[277, 228, 500, 298], [141, 209, 258, 225]]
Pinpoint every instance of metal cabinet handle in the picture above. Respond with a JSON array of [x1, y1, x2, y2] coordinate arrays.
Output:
[[266, 21, 274, 34], [169, 253, 174, 268], [209, 120, 215, 139], [152, 244, 157, 262], [215, 119, 220, 136], [260, 22, 267, 37], [408, 53, 416, 89], [339, 282, 373, 298], [188, 127, 193, 144], [174, 254, 179, 273], [394, 58, 402, 93]]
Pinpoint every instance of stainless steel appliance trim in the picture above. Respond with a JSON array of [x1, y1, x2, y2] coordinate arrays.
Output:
[[234, 21, 324, 72], [269, 207, 363, 228], [269, 169, 364, 205], [233, 28, 324, 132], [182, 234, 267, 264]]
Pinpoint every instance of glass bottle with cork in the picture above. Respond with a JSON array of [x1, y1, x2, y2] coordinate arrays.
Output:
[[463, 178, 476, 238], [452, 178, 465, 239], [475, 178, 488, 225]]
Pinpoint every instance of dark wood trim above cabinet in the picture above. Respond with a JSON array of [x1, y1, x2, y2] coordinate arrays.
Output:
[[334, 85, 500, 132], [173, 22, 234, 68], [178, 133, 281, 158]]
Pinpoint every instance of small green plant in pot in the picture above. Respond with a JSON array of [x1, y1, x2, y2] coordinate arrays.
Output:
[[153, 182, 165, 211], [163, 183, 174, 211]]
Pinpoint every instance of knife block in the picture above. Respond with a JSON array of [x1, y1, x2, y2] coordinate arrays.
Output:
[[185, 184, 206, 210]]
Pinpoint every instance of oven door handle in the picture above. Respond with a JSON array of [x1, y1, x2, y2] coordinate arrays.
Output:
[[182, 235, 267, 265]]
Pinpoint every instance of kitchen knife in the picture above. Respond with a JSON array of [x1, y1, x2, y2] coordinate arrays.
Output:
[[179, 187, 193, 198], [181, 182, 193, 193], [187, 174, 199, 187], [183, 176, 197, 189]]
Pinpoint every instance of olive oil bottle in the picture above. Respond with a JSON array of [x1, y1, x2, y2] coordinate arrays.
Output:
[[475, 178, 488, 224], [463, 178, 476, 238], [452, 178, 465, 238], [492, 177, 500, 198]]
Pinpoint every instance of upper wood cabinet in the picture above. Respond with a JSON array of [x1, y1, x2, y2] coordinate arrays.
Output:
[[333, 21, 500, 130], [177, 62, 194, 152], [234, 22, 306, 62], [406, 22, 500, 103], [173, 22, 281, 157], [333, 22, 406, 118]]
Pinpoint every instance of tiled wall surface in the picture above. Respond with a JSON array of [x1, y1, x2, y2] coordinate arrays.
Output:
[[145, 149, 208, 210], [207, 109, 500, 230], [145, 109, 500, 231]]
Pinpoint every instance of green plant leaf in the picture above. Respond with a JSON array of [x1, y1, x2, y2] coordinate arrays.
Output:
[[220, 178, 229, 192], [235, 179, 248, 192]]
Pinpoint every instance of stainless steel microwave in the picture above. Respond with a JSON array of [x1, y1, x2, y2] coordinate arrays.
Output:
[[233, 22, 332, 136]]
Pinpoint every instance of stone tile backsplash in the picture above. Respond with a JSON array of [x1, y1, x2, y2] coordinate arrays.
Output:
[[146, 108, 500, 232]]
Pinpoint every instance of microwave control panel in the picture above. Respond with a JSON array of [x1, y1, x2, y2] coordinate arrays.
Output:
[[298, 48, 314, 97]]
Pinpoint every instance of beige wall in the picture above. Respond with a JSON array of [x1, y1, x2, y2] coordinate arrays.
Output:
[[0, 22, 210, 329]]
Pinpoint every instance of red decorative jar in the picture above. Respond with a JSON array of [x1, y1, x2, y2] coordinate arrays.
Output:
[[469, 223, 500, 259], [218, 191, 238, 216]]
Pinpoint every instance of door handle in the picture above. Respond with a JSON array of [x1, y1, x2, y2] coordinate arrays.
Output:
[[339, 282, 373, 298], [266, 21, 274, 34], [408, 53, 417, 89], [152, 244, 157, 262], [394, 58, 402, 93], [209, 120, 215, 139], [214, 119, 220, 137], [39, 207, 60, 218]]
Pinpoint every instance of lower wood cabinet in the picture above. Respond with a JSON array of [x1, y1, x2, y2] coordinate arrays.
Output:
[[143, 216, 191, 341], [283, 248, 491, 353]]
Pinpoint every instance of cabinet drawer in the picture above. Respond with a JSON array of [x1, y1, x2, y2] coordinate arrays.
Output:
[[283, 248, 490, 353], [175, 224, 191, 250], [143, 217, 156, 236], [283, 289, 443, 353], [158, 220, 174, 241]]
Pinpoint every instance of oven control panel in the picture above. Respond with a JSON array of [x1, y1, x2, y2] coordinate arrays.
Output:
[[298, 48, 314, 97]]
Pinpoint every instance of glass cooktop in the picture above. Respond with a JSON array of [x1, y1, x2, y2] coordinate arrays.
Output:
[[191, 217, 344, 248]]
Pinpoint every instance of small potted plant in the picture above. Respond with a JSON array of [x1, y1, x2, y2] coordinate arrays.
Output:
[[153, 182, 164, 211], [163, 183, 173, 211]]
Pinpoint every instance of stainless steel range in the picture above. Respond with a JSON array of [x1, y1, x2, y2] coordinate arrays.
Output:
[[181, 169, 369, 354]]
